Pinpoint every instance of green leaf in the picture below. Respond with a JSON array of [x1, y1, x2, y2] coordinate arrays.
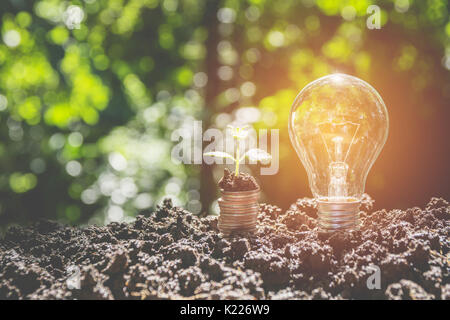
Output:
[[203, 151, 235, 162], [242, 148, 272, 163]]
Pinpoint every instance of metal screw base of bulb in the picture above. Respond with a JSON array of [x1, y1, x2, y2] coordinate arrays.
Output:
[[317, 200, 361, 232]]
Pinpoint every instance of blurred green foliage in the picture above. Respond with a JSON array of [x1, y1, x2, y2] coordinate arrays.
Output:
[[0, 0, 448, 226], [0, 0, 205, 226]]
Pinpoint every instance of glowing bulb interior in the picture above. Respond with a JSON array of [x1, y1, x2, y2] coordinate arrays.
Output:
[[289, 73, 388, 205]]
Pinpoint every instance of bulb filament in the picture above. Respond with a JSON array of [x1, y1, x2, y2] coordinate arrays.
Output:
[[318, 121, 360, 201]]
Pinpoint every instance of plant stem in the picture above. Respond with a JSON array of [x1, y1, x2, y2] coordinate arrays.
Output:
[[235, 140, 240, 176]]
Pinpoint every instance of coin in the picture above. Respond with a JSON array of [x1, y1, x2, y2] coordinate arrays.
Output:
[[217, 188, 259, 235]]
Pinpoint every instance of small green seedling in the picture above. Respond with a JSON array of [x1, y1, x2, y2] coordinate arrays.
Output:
[[203, 125, 272, 176]]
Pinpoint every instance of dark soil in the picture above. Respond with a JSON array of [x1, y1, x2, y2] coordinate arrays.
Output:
[[218, 168, 259, 192], [0, 195, 448, 300]]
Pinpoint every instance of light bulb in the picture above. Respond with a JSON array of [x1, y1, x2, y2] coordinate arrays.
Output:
[[289, 73, 389, 231]]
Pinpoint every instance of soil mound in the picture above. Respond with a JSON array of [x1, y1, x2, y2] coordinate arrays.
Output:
[[0, 196, 448, 299], [218, 168, 259, 192]]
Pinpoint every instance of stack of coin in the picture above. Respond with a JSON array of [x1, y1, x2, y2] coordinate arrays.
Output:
[[217, 188, 260, 236]]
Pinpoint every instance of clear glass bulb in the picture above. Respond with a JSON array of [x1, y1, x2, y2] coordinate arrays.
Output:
[[289, 73, 389, 231]]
